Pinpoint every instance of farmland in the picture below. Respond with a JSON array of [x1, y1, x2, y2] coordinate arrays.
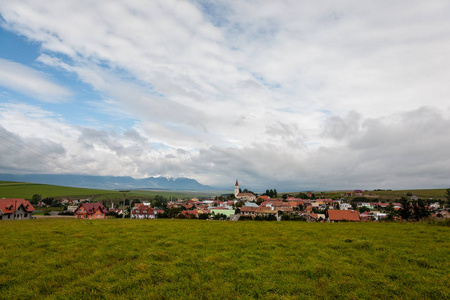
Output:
[[0, 219, 448, 299]]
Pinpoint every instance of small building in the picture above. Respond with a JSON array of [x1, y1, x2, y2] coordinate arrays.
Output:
[[354, 190, 363, 196], [339, 203, 353, 210], [254, 207, 278, 218], [239, 206, 257, 218], [0, 198, 35, 220], [67, 205, 79, 213], [74, 203, 107, 219], [357, 202, 372, 209]]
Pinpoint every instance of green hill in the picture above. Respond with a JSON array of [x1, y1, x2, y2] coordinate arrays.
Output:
[[0, 181, 211, 201], [312, 188, 448, 201]]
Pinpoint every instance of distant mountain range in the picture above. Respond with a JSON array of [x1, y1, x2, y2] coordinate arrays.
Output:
[[0, 173, 213, 191]]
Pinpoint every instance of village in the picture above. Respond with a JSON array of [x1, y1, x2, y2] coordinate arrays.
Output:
[[1, 180, 449, 222]]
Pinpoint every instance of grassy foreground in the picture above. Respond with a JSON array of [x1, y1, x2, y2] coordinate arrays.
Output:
[[1, 220, 449, 299]]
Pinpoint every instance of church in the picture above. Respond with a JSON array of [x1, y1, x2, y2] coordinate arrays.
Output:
[[234, 180, 256, 201]]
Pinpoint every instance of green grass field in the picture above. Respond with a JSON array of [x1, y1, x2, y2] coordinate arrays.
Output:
[[1, 219, 448, 299], [0, 181, 212, 201], [316, 188, 448, 201]]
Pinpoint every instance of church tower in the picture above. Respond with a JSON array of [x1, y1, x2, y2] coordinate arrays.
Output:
[[234, 180, 240, 197]]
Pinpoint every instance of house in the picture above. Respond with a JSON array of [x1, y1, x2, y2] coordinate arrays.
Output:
[[257, 195, 270, 201], [359, 212, 372, 221], [302, 213, 326, 222], [328, 210, 360, 222], [276, 206, 294, 213], [67, 205, 79, 213], [239, 206, 258, 218], [392, 203, 402, 210], [371, 202, 390, 209], [74, 203, 107, 219], [429, 202, 441, 210], [131, 205, 156, 219], [357, 202, 372, 209], [339, 203, 352, 210], [354, 190, 363, 196], [254, 207, 278, 218], [0, 198, 35, 220], [181, 210, 198, 219]]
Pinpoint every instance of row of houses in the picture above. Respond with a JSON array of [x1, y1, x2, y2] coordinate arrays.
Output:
[[2, 195, 449, 221]]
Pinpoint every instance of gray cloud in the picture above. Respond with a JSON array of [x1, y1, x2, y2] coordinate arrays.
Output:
[[1, 1, 450, 190]]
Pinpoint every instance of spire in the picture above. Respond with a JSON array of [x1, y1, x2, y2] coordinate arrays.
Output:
[[235, 179, 239, 187]]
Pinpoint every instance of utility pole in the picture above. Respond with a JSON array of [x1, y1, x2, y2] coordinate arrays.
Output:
[[119, 190, 130, 219]]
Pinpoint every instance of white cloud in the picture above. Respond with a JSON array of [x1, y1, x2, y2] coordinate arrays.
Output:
[[1, 1, 450, 190], [0, 58, 71, 102]]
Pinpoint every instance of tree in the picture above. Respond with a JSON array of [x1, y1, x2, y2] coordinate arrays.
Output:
[[399, 197, 411, 220], [213, 213, 227, 220], [167, 207, 181, 218], [412, 198, 430, 220], [445, 188, 450, 203], [198, 213, 209, 220], [234, 201, 245, 208], [358, 206, 371, 213], [31, 194, 41, 205], [226, 193, 236, 200], [42, 197, 54, 206]]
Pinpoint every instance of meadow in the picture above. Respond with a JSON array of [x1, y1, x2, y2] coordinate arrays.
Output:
[[312, 188, 448, 201], [0, 219, 448, 299], [0, 181, 207, 201]]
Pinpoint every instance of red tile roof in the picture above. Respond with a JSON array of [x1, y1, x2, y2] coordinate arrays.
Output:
[[328, 210, 360, 222], [237, 193, 255, 197], [133, 205, 155, 214], [74, 203, 107, 215], [240, 206, 257, 212], [0, 198, 35, 214], [182, 210, 198, 217]]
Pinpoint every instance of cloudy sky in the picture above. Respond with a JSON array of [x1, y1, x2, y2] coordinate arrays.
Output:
[[1, 0, 449, 191]]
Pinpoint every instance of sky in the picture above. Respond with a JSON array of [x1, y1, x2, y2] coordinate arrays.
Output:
[[0, 0, 450, 192]]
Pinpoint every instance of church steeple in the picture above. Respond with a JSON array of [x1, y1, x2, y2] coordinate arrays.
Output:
[[234, 180, 239, 197]]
